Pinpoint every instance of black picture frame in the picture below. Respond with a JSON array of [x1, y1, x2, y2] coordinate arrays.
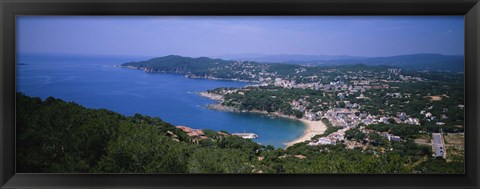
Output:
[[1, 0, 479, 188]]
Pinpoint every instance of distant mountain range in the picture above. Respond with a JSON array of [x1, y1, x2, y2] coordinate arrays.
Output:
[[216, 53, 366, 63], [216, 53, 464, 72]]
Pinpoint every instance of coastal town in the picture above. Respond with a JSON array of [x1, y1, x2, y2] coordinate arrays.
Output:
[[196, 62, 463, 159], [123, 55, 464, 160]]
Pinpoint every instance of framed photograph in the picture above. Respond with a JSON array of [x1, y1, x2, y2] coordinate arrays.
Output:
[[1, 0, 479, 188]]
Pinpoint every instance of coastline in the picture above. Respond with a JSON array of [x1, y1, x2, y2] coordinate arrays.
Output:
[[119, 65, 258, 83], [284, 119, 327, 147], [198, 92, 327, 147]]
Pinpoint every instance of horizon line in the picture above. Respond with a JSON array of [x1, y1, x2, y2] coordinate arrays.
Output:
[[17, 52, 465, 59]]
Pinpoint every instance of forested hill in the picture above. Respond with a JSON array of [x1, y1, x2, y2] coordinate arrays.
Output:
[[16, 93, 263, 173], [122, 55, 323, 81], [122, 55, 234, 73], [17, 93, 463, 173], [122, 55, 263, 81], [120, 55, 397, 82]]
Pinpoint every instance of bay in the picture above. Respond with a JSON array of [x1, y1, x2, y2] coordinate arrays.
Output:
[[16, 54, 306, 148]]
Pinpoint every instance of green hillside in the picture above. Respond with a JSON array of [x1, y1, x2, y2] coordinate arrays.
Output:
[[16, 93, 463, 173]]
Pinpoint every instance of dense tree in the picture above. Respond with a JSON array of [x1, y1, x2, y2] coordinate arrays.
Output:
[[16, 93, 463, 174]]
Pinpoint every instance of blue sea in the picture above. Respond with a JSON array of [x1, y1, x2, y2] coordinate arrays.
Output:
[[16, 54, 305, 148]]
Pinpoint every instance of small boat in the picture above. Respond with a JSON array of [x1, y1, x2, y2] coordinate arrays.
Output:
[[231, 133, 259, 139]]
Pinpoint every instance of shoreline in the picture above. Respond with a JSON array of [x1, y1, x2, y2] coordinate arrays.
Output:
[[199, 92, 327, 147], [119, 65, 259, 83], [283, 119, 327, 147]]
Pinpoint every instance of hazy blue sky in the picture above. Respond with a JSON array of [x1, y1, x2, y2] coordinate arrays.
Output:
[[17, 16, 464, 57]]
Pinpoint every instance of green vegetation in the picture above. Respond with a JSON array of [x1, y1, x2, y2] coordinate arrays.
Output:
[[219, 85, 332, 117], [415, 157, 464, 174], [17, 93, 463, 173]]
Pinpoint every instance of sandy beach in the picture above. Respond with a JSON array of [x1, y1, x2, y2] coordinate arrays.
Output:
[[284, 119, 327, 147]]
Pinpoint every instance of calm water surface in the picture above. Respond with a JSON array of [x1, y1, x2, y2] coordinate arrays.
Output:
[[16, 54, 305, 148]]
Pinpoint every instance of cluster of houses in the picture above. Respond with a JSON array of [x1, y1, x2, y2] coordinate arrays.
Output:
[[308, 128, 348, 146], [273, 78, 296, 88], [321, 107, 421, 128], [399, 75, 424, 82], [291, 98, 311, 113], [379, 132, 402, 142], [176, 126, 208, 139], [388, 68, 402, 75], [420, 106, 457, 126], [308, 125, 403, 147], [302, 107, 418, 146], [260, 76, 396, 96], [224, 61, 272, 81], [289, 95, 423, 128], [250, 66, 425, 101], [323, 108, 413, 127], [324, 108, 361, 128]]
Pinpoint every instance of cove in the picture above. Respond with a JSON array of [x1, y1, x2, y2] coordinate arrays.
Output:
[[16, 54, 306, 148]]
